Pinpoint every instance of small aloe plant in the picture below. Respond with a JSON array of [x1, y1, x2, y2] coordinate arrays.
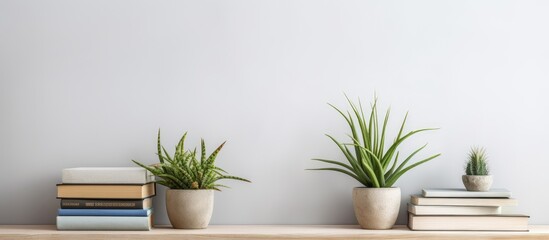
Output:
[[132, 130, 250, 190], [465, 147, 489, 175]]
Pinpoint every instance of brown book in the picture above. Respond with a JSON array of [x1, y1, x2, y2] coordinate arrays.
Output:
[[60, 198, 153, 209], [57, 183, 155, 199], [411, 195, 518, 207], [408, 213, 529, 231]]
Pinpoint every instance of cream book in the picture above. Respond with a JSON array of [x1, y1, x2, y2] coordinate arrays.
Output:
[[408, 213, 529, 231], [57, 183, 156, 199], [422, 188, 511, 198], [62, 167, 154, 184], [408, 203, 501, 215], [411, 195, 518, 207]]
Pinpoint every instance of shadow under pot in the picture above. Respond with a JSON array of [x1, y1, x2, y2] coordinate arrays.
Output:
[[166, 189, 214, 229], [352, 187, 401, 230]]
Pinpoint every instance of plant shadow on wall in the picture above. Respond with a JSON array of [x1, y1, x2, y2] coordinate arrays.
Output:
[[133, 130, 250, 229], [308, 95, 441, 230]]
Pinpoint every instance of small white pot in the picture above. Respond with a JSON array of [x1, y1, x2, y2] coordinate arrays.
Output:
[[352, 187, 400, 230], [166, 189, 214, 229], [462, 175, 493, 191]]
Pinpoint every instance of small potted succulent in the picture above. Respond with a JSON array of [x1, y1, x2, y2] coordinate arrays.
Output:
[[133, 130, 250, 229], [309, 96, 440, 230], [462, 147, 492, 191]]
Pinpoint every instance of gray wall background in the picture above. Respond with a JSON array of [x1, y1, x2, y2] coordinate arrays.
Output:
[[1, 0, 548, 225]]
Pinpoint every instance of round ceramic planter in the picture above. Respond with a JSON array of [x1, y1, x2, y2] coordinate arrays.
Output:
[[352, 187, 401, 230], [462, 175, 493, 191], [166, 189, 214, 229]]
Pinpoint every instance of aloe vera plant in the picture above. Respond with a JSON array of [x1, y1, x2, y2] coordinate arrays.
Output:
[[465, 147, 489, 175], [133, 130, 250, 190], [309, 96, 441, 188]]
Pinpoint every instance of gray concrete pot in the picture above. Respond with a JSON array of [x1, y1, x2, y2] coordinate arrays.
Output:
[[462, 175, 493, 191], [166, 189, 214, 229], [352, 187, 400, 230]]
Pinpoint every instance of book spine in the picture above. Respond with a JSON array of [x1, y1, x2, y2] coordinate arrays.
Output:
[[58, 209, 150, 216], [423, 192, 511, 198], [60, 199, 143, 209], [62, 169, 151, 184], [56, 183, 154, 199], [56, 216, 151, 231]]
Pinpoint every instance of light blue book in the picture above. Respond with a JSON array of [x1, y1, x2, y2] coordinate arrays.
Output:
[[422, 188, 511, 198], [58, 208, 151, 216], [56, 215, 152, 231]]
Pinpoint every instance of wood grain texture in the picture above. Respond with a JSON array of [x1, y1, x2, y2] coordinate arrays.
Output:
[[1, 225, 548, 240]]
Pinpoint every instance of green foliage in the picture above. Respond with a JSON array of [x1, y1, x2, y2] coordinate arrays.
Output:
[[133, 130, 250, 190], [465, 147, 489, 175], [308, 95, 441, 188]]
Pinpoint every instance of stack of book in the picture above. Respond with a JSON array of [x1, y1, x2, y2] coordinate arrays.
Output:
[[56, 167, 156, 231], [408, 188, 529, 231]]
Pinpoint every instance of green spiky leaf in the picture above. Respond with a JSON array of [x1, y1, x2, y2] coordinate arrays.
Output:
[[309, 95, 440, 188], [133, 131, 251, 190], [465, 147, 489, 175]]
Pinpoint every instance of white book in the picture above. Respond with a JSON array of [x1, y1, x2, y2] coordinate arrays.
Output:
[[62, 167, 154, 184], [422, 188, 511, 198], [408, 213, 529, 231], [57, 215, 152, 231], [408, 203, 501, 215]]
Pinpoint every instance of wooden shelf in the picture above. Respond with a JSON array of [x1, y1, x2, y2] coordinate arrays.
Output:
[[1, 225, 548, 240]]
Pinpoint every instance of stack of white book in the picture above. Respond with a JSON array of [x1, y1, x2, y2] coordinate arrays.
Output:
[[408, 188, 529, 231]]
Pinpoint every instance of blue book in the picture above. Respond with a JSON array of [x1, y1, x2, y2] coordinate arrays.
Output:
[[58, 208, 151, 216]]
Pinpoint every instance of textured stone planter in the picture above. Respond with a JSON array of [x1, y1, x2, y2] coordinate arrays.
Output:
[[166, 189, 214, 229], [352, 187, 401, 230], [462, 175, 493, 191]]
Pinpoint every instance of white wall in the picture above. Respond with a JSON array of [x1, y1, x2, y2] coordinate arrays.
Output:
[[1, 0, 548, 225]]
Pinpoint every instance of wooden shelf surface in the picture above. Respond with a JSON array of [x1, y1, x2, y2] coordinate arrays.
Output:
[[1, 225, 548, 240]]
